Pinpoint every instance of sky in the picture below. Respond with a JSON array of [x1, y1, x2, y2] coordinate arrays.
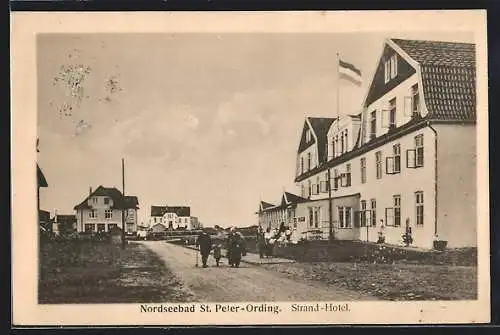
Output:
[[37, 32, 474, 228]]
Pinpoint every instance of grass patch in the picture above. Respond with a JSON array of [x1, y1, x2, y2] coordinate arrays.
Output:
[[39, 240, 194, 304], [262, 262, 477, 301]]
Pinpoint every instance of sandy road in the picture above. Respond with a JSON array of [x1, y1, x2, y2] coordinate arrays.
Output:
[[138, 241, 378, 302]]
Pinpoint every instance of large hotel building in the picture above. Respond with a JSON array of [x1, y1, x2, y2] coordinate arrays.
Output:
[[257, 38, 477, 249]]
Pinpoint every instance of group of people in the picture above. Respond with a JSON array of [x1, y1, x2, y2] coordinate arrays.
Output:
[[257, 222, 292, 259], [195, 227, 247, 268]]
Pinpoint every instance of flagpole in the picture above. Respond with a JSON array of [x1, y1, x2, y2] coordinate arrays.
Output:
[[336, 52, 341, 130]]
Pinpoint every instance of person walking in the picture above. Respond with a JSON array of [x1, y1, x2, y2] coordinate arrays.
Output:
[[213, 243, 222, 267], [196, 230, 212, 268], [257, 226, 266, 259]]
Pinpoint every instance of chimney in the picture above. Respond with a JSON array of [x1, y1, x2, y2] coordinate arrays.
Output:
[[89, 186, 93, 195]]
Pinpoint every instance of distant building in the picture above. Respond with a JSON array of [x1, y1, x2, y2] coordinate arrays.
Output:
[[73, 185, 139, 234], [51, 214, 77, 236], [190, 216, 202, 230], [149, 205, 199, 230], [37, 164, 48, 228]]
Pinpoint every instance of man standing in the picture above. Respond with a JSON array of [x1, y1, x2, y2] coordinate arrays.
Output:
[[196, 230, 212, 268]]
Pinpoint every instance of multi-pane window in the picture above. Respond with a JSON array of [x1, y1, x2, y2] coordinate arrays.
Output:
[[389, 98, 396, 129], [390, 54, 398, 79], [307, 152, 312, 171], [371, 199, 377, 227], [89, 209, 97, 218], [411, 84, 420, 116], [104, 197, 110, 205], [314, 207, 320, 228], [393, 195, 401, 227], [105, 209, 113, 219], [333, 169, 339, 190], [375, 151, 383, 179], [415, 134, 424, 167], [308, 207, 314, 227], [345, 163, 351, 187], [345, 207, 352, 228], [384, 54, 398, 83], [393, 144, 401, 173], [340, 133, 345, 154], [360, 157, 366, 184], [360, 200, 367, 227], [97, 224, 106, 232], [370, 111, 377, 140], [84, 224, 95, 232], [92, 197, 98, 204], [415, 191, 424, 226], [338, 207, 344, 228]]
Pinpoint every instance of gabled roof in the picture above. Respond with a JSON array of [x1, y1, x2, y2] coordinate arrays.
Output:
[[37, 164, 48, 188], [151, 205, 191, 217], [74, 185, 138, 210], [306, 117, 335, 163], [283, 191, 308, 205], [390, 38, 476, 121], [124, 196, 140, 209], [260, 201, 275, 210]]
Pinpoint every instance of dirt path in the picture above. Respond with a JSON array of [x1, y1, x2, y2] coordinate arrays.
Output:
[[139, 241, 379, 302]]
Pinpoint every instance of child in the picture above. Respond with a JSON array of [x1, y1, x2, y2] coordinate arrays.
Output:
[[213, 244, 222, 267]]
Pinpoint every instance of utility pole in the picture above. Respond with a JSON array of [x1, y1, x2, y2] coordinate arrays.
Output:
[[121, 158, 126, 248]]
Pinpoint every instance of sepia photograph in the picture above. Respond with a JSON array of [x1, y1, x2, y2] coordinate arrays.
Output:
[[11, 10, 489, 325]]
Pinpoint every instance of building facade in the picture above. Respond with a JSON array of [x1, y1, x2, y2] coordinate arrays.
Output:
[[74, 186, 139, 234], [149, 205, 198, 230], [259, 38, 477, 249]]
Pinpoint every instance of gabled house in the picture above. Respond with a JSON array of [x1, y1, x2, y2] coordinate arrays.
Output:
[[149, 205, 194, 230], [264, 38, 477, 249], [73, 186, 139, 234], [37, 164, 48, 227], [256, 192, 308, 232]]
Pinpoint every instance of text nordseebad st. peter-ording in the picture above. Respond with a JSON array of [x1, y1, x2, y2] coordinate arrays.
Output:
[[140, 303, 282, 314]]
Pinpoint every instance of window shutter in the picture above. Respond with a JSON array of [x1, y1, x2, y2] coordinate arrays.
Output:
[[381, 109, 390, 128], [385, 207, 395, 226], [404, 96, 413, 117], [406, 149, 416, 168], [386, 156, 395, 174]]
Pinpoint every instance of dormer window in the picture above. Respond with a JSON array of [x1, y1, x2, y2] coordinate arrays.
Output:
[[411, 84, 420, 116], [305, 129, 312, 142], [384, 54, 398, 83]]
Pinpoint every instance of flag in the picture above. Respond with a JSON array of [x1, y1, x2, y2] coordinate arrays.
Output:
[[339, 59, 363, 86]]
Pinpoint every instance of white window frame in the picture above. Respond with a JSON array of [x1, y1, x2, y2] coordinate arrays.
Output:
[[370, 110, 377, 140], [394, 195, 401, 227], [415, 191, 424, 226], [384, 60, 390, 83], [105, 209, 113, 219], [390, 54, 398, 79], [370, 199, 377, 227], [89, 209, 97, 218], [103, 197, 110, 205], [389, 98, 397, 129], [415, 134, 424, 167], [375, 151, 383, 179], [411, 84, 420, 116]]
